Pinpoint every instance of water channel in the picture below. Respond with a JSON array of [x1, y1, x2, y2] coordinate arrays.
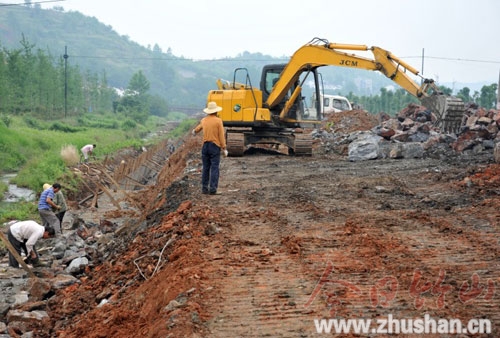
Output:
[[1, 173, 36, 203]]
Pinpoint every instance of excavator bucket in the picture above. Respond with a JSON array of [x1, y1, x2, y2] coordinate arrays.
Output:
[[420, 94, 465, 133]]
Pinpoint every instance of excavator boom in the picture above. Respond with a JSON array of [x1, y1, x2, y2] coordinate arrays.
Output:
[[267, 38, 464, 132]]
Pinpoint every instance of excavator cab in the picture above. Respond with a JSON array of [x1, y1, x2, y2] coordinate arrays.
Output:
[[260, 64, 323, 124]]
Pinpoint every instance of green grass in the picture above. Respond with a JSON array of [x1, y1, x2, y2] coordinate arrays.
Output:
[[0, 181, 7, 200], [0, 114, 155, 190], [0, 112, 193, 224], [168, 118, 198, 138], [0, 201, 38, 225]]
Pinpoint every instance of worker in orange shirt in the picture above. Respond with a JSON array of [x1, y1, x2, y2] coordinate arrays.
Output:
[[192, 101, 228, 195]]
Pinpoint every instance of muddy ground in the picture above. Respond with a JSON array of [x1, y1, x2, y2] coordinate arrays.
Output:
[[1, 111, 500, 337]]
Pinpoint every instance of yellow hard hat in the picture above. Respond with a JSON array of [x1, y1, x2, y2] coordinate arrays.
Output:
[[43, 183, 51, 190]]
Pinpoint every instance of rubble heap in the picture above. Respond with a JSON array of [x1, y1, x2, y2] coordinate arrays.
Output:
[[314, 103, 500, 162]]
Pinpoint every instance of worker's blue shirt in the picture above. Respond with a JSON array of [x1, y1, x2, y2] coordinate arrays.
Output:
[[38, 188, 54, 210]]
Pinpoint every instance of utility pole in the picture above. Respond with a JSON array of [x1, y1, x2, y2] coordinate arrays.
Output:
[[497, 70, 500, 110], [64, 46, 68, 118], [421, 48, 425, 85]]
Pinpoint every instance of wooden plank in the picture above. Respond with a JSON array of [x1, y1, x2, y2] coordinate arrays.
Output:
[[0, 232, 37, 278], [95, 164, 124, 192], [92, 165, 142, 209], [124, 175, 149, 187], [91, 192, 99, 208], [95, 181, 121, 210], [78, 191, 104, 205], [80, 179, 99, 208], [143, 160, 162, 172], [147, 158, 162, 167]]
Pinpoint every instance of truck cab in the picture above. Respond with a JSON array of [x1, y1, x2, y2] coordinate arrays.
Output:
[[322, 94, 352, 113], [306, 93, 352, 119]]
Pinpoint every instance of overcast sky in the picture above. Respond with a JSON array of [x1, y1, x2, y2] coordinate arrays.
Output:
[[43, 0, 499, 85]]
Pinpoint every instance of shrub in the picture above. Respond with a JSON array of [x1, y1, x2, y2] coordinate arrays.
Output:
[[121, 119, 137, 130], [77, 115, 120, 129], [50, 122, 82, 133], [23, 116, 45, 129], [0, 114, 12, 127]]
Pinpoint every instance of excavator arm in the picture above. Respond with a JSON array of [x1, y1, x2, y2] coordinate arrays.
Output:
[[267, 38, 465, 133]]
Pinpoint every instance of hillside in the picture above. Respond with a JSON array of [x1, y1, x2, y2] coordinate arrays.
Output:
[[0, 5, 440, 111], [0, 5, 230, 109]]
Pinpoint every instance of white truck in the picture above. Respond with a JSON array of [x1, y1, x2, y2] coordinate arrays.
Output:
[[305, 93, 352, 118], [321, 94, 352, 113]]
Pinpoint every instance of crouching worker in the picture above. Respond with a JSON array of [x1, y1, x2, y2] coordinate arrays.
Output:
[[7, 220, 55, 268]]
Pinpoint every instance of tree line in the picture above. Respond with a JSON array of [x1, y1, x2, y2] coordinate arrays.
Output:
[[0, 36, 114, 117], [346, 83, 498, 115], [0, 38, 496, 121], [0, 37, 169, 123]]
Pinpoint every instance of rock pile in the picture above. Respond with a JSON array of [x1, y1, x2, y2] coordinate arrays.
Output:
[[314, 103, 500, 162], [0, 211, 132, 336]]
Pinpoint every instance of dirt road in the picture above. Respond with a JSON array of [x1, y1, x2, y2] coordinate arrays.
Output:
[[41, 136, 499, 338], [199, 152, 499, 337]]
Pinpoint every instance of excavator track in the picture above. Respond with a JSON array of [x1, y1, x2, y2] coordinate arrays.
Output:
[[226, 132, 245, 157], [291, 133, 312, 156]]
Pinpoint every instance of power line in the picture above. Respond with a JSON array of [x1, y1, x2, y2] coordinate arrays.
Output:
[[426, 56, 500, 64], [68, 54, 498, 65], [0, 0, 65, 7], [404, 55, 500, 65], [69, 55, 283, 62]]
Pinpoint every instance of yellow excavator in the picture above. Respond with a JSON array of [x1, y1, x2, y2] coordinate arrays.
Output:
[[207, 37, 465, 156]]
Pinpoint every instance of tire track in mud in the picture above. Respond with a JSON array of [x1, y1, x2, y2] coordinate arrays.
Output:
[[199, 154, 499, 337], [202, 207, 321, 337], [203, 156, 330, 337]]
